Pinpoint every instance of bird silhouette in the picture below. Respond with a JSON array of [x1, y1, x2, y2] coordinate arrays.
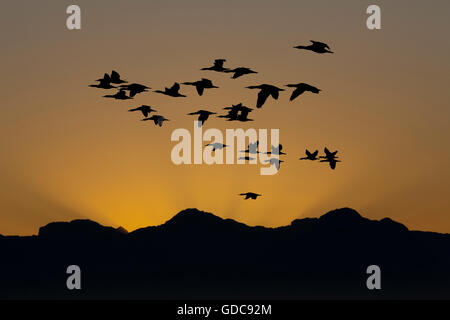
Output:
[[142, 115, 170, 127], [239, 192, 262, 200], [219, 104, 254, 122], [205, 142, 228, 152], [264, 158, 284, 171], [103, 89, 132, 100], [225, 67, 257, 79], [90, 73, 116, 89], [154, 82, 186, 97], [319, 147, 340, 170], [187, 110, 217, 127], [201, 59, 229, 72], [128, 105, 157, 118], [182, 78, 218, 96], [108, 70, 128, 84], [294, 40, 333, 54], [300, 149, 319, 160], [119, 83, 150, 97], [285, 83, 321, 101], [246, 84, 284, 108]]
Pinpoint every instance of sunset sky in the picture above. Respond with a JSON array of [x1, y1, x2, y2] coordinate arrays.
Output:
[[1, 0, 449, 235]]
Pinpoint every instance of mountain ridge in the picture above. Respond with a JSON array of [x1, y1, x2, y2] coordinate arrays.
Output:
[[4, 207, 434, 239]]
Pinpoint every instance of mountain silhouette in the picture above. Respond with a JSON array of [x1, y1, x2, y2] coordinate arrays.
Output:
[[0, 208, 449, 299]]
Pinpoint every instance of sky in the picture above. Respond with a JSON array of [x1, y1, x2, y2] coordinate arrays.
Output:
[[1, 0, 449, 235]]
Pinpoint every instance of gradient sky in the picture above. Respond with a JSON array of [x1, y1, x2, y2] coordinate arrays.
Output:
[[1, 0, 449, 235]]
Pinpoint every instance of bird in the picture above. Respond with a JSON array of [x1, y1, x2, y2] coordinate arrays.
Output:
[[142, 115, 170, 127], [103, 89, 132, 100], [90, 73, 116, 89], [219, 104, 254, 122], [154, 82, 186, 97], [218, 103, 244, 119], [201, 59, 229, 72], [119, 83, 150, 97], [246, 84, 284, 108], [187, 110, 217, 127], [319, 147, 340, 170], [299, 149, 319, 160], [285, 83, 321, 101], [239, 192, 262, 200], [264, 144, 286, 155], [225, 67, 257, 79], [205, 142, 228, 151], [182, 78, 218, 96], [294, 40, 333, 54], [128, 105, 157, 118], [109, 70, 128, 84], [241, 140, 259, 154], [264, 158, 284, 171]]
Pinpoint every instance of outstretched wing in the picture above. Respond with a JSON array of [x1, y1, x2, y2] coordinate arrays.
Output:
[[171, 82, 180, 92], [312, 150, 319, 157], [290, 88, 306, 101], [214, 59, 226, 68], [195, 84, 204, 96], [257, 90, 270, 108]]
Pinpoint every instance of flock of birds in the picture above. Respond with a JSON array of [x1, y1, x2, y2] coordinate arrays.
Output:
[[89, 40, 340, 200]]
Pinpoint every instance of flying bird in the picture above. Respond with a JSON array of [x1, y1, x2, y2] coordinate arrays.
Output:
[[246, 84, 284, 108], [300, 149, 319, 160], [119, 83, 150, 97], [128, 105, 157, 118], [205, 142, 228, 151], [285, 83, 321, 101], [201, 59, 229, 72], [294, 40, 333, 54], [154, 82, 186, 97], [103, 89, 132, 100], [239, 192, 262, 200], [182, 78, 218, 96], [142, 115, 170, 127], [90, 73, 116, 89], [319, 147, 340, 170], [225, 67, 257, 79], [187, 110, 217, 127]]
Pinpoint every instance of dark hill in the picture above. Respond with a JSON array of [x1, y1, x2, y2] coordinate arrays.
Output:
[[0, 208, 449, 299]]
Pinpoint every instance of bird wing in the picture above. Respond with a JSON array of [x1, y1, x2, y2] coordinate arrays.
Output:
[[232, 69, 245, 79], [171, 82, 180, 92], [111, 70, 121, 81], [142, 109, 149, 118], [290, 88, 306, 101], [312, 150, 319, 157], [196, 84, 204, 96], [305, 149, 312, 157], [214, 59, 225, 68], [257, 90, 270, 108], [270, 88, 280, 100], [324, 147, 331, 156], [330, 160, 337, 170]]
